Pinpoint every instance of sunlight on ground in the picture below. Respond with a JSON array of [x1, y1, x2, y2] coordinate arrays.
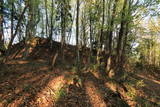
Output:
[[38, 66, 49, 71], [16, 60, 29, 65], [35, 75, 65, 107], [105, 82, 117, 92], [6, 60, 28, 65], [85, 81, 107, 107], [137, 74, 160, 85], [105, 81, 136, 107]]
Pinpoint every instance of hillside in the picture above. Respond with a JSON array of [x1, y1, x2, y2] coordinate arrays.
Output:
[[0, 39, 160, 107]]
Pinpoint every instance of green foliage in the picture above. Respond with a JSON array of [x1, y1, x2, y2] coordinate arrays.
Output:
[[54, 88, 66, 100], [134, 17, 160, 67], [89, 63, 99, 72], [136, 80, 145, 87], [0, 43, 6, 52], [126, 85, 137, 100], [71, 66, 77, 73], [136, 36, 160, 66], [55, 0, 72, 31], [125, 78, 145, 102]]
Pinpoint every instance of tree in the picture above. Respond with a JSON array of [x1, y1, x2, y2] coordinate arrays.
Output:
[[76, 0, 80, 73], [55, 0, 72, 59], [0, 0, 4, 43], [44, 0, 49, 38], [97, 0, 105, 65], [8, 1, 28, 49], [106, 0, 118, 71], [116, 0, 128, 64], [49, 0, 54, 47], [23, 0, 40, 58]]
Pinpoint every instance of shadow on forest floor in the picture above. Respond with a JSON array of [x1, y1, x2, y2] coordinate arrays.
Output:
[[0, 59, 63, 106], [0, 58, 130, 107], [118, 68, 160, 107], [54, 72, 129, 107], [130, 71, 160, 106], [0, 58, 160, 107]]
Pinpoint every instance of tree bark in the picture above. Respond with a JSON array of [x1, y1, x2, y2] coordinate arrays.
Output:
[[11, 2, 14, 47], [49, 0, 54, 48], [8, 5, 28, 49], [89, 8, 93, 63], [44, 0, 49, 38], [76, 0, 80, 73], [108, 0, 118, 55], [61, 1, 66, 60], [116, 0, 127, 63], [107, 0, 118, 71], [97, 0, 105, 64], [121, 0, 132, 63], [23, 0, 39, 59], [0, 0, 4, 42]]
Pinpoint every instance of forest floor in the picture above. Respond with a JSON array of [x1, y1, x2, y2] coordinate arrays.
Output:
[[0, 40, 160, 107]]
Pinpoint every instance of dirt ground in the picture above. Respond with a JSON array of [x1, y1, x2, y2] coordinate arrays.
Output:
[[0, 40, 160, 107], [0, 58, 159, 107]]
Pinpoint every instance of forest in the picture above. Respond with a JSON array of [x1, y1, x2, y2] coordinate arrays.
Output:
[[0, 0, 160, 107]]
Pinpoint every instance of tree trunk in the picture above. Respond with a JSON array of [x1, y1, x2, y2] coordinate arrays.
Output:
[[61, 1, 66, 60], [45, 0, 49, 38], [23, 0, 39, 58], [97, 0, 105, 65], [81, 11, 86, 47], [11, 2, 14, 47], [49, 0, 54, 48], [108, 0, 118, 55], [0, 0, 4, 42], [116, 0, 127, 64], [76, 0, 80, 73], [8, 5, 28, 49], [89, 10, 93, 63], [121, 22, 129, 64], [107, 0, 118, 71]]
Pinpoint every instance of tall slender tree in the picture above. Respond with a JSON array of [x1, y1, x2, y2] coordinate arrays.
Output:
[[44, 0, 49, 38], [0, 0, 4, 43], [107, 0, 118, 71], [49, 0, 54, 47], [76, 0, 80, 73], [97, 0, 105, 64], [116, 0, 128, 63], [10, 0, 14, 47], [89, 6, 93, 63]]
